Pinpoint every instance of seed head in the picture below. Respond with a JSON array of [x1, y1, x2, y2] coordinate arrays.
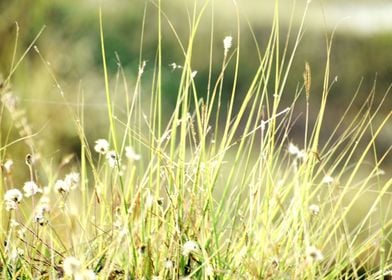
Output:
[[94, 139, 110, 155], [55, 179, 70, 194], [63, 256, 82, 276], [306, 245, 324, 263], [182, 240, 199, 256], [4, 189, 23, 203], [23, 181, 42, 197], [125, 146, 141, 161], [309, 204, 320, 216], [65, 172, 80, 189], [223, 36, 233, 54], [106, 150, 120, 168], [322, 175, 334, 185]]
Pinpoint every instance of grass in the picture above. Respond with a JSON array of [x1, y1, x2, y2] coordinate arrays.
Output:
[[0, 1, 391, 279]]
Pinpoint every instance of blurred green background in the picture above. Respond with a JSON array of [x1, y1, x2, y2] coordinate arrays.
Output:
[[0, 0, 391, 170]]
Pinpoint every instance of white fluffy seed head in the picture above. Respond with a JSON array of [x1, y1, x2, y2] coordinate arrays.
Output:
[[182, 240, 199, 256], [306, 245, 324, 262], [4, 189, 23, 210], [23, 181, 42, 197], [223, 36, 233, 53], [125, 146, 141, 161], [63, 256, 81, 276], [94, 139, 110, 155]]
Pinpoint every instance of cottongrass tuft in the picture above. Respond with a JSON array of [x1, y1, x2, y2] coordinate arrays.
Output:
[[321, 175, 334, 185], [94, 139, 110, 155], [55, 172, 80, 194], [309, 204, 320, 216], [23, 180, 42, 197], [63, 256, 82, 276], [125, 146, 141, 161], [182, 240, 199, 256], [288, 142, 307, 160], [306, 245, 324, 263], [4, 188, 23, 211], [164, 259, 174, 269], [106, 150, 120, 168], [223, 36, 233, 54], [34, 197, 51, 225]]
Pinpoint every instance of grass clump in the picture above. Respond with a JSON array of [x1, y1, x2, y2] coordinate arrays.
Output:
[[0, 1, 391, 279]]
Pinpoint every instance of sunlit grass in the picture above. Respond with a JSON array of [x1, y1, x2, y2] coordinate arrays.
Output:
[[0, 1, 391, 279]]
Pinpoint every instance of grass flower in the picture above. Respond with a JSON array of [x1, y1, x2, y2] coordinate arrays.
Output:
[[306, 245, 324, 263], [309, 204, 320, 215], [23, 181, 42, 197], [125, 146, 141, 161], [182, 240, 199, 256], [55, 179, 70, 193], [94, 139, 110, 155], [322, 175, 334, 185], [164, 259, 174, 269], [4, 189, 23, 211], [34, 197, 50, 225], [106, 150, 120, 168], [4, 188, 23, 203], [65, 172, 80, 188], [288, 142, 307, 160], [223, 36, 233, 55], [63, 256, 82, 276]]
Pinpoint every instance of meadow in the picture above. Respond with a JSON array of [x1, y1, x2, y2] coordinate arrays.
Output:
[[0, 1, 391, 279]]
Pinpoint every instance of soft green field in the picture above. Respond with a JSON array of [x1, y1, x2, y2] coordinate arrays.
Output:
[[0, 1, 391, 279]]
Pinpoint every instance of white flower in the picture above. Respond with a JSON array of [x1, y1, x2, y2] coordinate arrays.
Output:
[[34, 212, 45, 225], [65, 172, 80, 189], [288, 142, 300, 155], [125, 146, 141, 161], [106, 150, 120, 168], [182, 240, 199, 256], [23, 181, 42, 197], [223, 36, 233, 53], [306, 245, 324, 262], [164, 259, 174, 269], [34, 198, 50, 225], [322, 175, 334, 185], [3, 159, 13, 173], [63, 256, 82, 276], [55, 179, 70, 193], [191, 70, 198, 80], [4, 189, 23, 203], [288, 142, 307, 160], [4, 189, 23, 210], [309, 204, 320, 215], [94, 139, 110, 155]]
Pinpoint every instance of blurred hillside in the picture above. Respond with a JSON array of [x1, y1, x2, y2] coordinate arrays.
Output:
[[0, 0, 391, 168]]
